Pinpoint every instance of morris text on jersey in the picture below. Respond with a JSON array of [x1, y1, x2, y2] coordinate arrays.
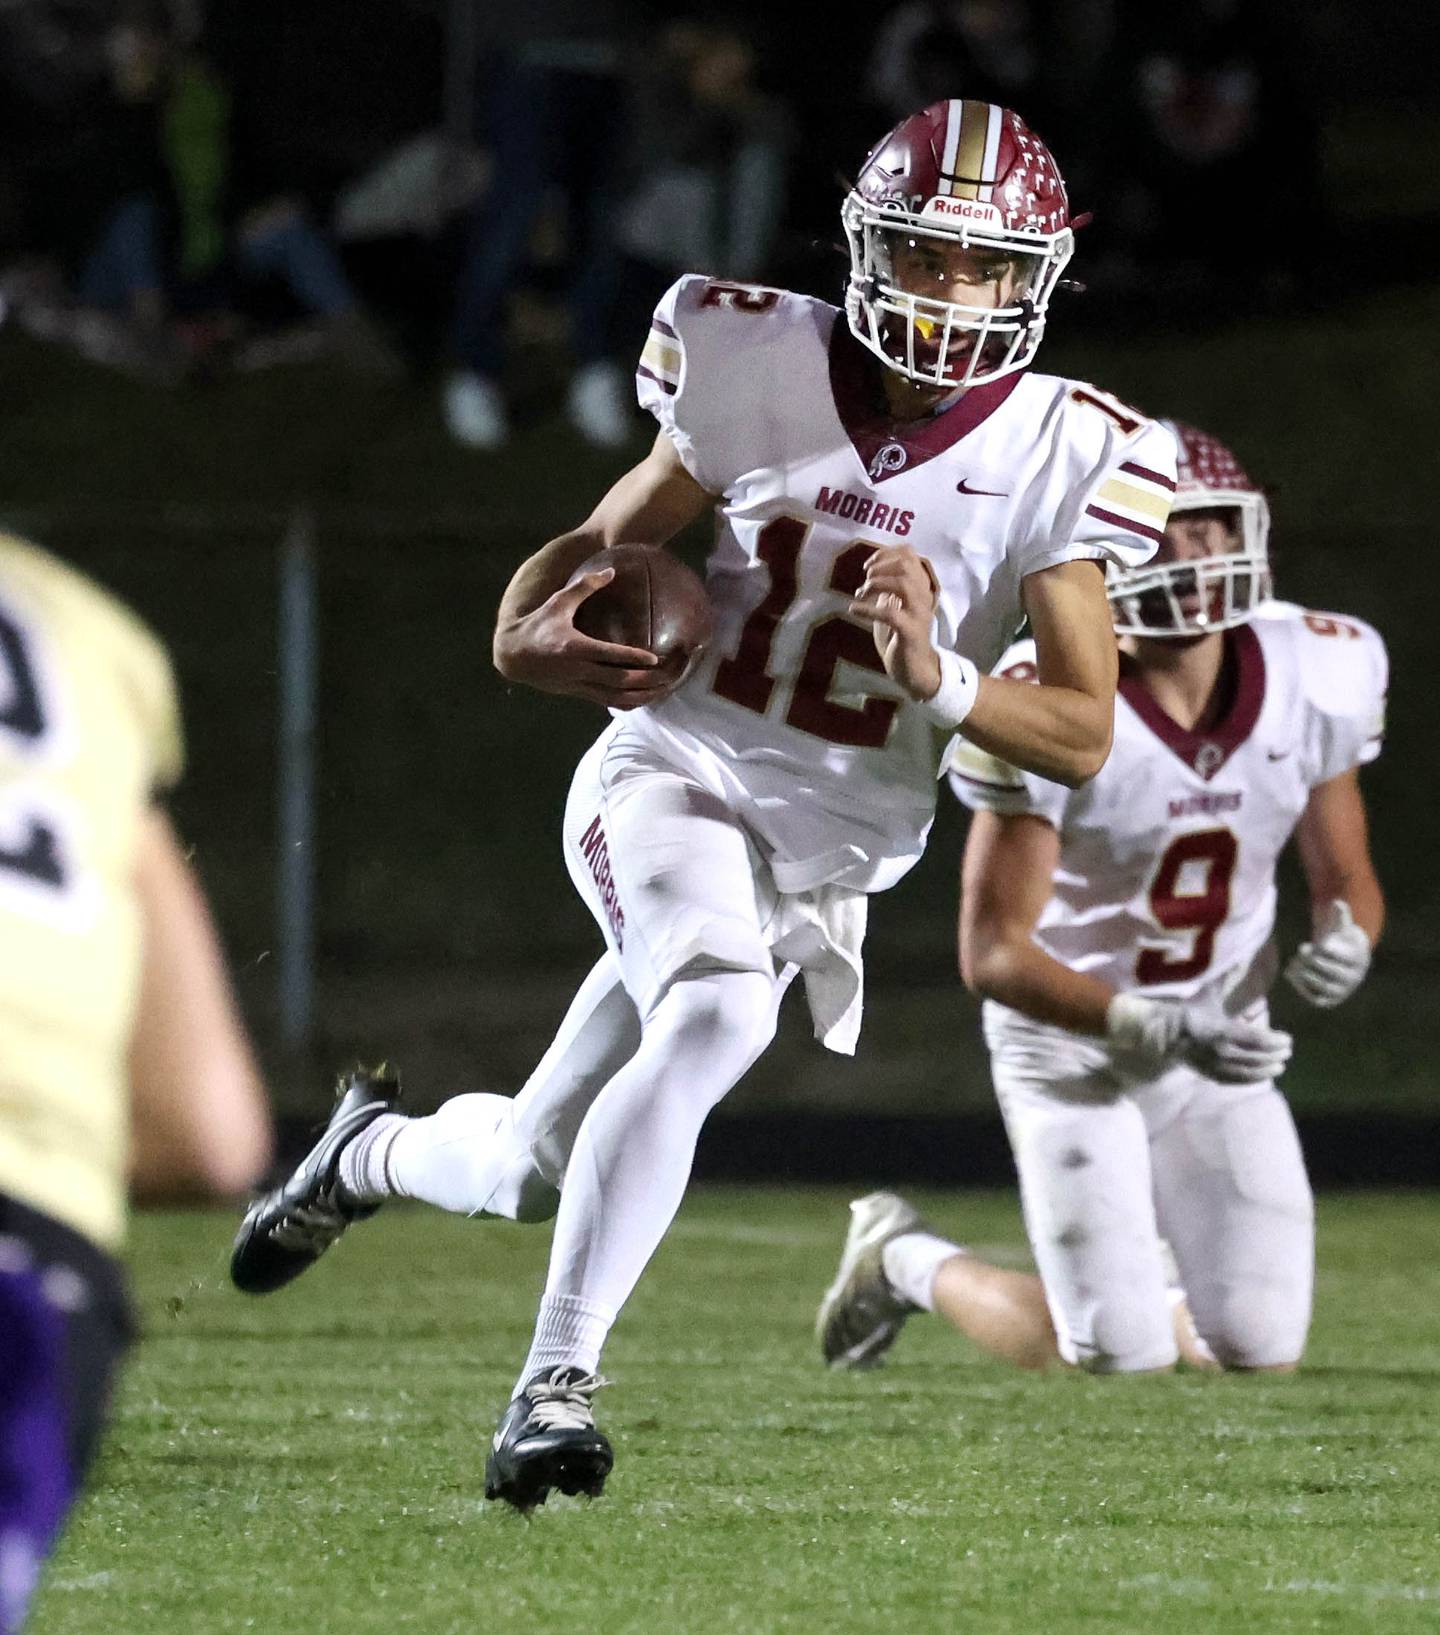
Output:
[[814, 488, 914, 535], [578, 815, 626, 949], [1168, 791, 1243, 820]]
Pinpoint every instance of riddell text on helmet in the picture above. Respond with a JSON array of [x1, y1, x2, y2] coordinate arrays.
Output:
[[920, 198, 1004, 225]]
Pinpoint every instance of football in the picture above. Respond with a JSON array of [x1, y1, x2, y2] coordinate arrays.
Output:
[[570, 544, 713, 670]]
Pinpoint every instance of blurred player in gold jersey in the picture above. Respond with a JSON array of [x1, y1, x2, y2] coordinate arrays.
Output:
[[0, 530, 273, 1633]]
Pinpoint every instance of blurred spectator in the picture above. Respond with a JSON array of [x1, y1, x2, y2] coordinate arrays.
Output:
[[188, 0, 414, 375], [0, 0, 184, 378], [612, 17, 793, 340], [1092, 0, 1325, 311], [443, 3, 636, 453], [866, 0, 1042, 127]]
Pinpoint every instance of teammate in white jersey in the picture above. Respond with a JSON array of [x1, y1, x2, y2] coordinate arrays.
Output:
[[817, 421, 1386, 1378], [231, 99, 1178, 1505]]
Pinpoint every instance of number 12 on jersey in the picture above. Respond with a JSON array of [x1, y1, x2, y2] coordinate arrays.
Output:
[[711, 516, 902, 749]]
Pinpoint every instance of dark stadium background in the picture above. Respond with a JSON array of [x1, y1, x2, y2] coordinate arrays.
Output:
[[3, 0, 1436, 1182]]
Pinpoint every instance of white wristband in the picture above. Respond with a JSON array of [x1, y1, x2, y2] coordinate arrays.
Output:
[[920, 649, 980, 729]]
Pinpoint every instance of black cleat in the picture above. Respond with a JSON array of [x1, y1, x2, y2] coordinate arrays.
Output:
[[484, 1368, 613, 1511], [230, 1066, 400, 1294]]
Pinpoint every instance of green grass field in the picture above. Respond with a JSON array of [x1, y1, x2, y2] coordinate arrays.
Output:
[[29, 1188, 1440, 1635]]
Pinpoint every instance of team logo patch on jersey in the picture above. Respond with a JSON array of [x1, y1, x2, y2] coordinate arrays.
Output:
[[1194, 742, 1226, 780], [868, 442, 908, 479]]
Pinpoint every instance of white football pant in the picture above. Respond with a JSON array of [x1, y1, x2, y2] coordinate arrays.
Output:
[[992, 1025, 1314, 1372]]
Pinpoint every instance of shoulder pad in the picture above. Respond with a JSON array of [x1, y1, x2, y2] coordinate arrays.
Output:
[[1258, 602, 1388, 772]]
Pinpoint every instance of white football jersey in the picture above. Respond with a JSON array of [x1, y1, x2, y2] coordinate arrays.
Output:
[[628, 273, 1175, 895], [950, 600, 1388, 1010]]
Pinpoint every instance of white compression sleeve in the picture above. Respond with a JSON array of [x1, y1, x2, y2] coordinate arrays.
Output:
[[517, 967, 778, 1389]]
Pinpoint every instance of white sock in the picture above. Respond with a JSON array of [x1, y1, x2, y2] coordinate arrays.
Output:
[[516, 1293, 616, 1393], [337, 1113, 407, 1203], [882, 1232, 965, 1313]]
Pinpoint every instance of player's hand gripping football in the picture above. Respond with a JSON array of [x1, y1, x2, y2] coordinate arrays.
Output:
[[848, 546, 943, 701], [495, 568, 680, 711]]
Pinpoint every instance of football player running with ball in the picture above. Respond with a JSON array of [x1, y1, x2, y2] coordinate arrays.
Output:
[[818, 422, 1385, 1378], [233, 100, 1182, 1506]]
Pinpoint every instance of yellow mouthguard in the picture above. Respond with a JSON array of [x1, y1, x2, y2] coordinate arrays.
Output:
[[913, 317, 937, 340]]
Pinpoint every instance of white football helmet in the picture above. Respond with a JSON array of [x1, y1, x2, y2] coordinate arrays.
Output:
[[1109, 420, 1272, 638]]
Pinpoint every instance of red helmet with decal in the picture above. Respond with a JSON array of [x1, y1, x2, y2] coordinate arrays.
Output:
[[1109, 421, 1273, 637], [843, 99, 1075, 389]]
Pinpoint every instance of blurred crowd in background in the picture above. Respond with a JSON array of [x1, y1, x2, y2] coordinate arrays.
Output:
[[0, 0, 1365, 449]]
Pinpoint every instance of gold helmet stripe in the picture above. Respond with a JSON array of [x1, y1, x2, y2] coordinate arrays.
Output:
[[944, 100, 991, 201]]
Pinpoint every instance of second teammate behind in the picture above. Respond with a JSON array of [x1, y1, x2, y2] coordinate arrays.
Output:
[[819, 420, 1386, 1377]]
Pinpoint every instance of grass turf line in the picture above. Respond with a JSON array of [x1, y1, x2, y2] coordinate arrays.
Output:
[[29, 1188, 1440, 1635]]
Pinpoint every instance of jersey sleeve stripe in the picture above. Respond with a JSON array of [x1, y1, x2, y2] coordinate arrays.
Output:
[[636, 363, 678, 398], [948, 739, 1026, 788], [1096, 474, 1172, 522], [640, 332, 682, 379], [652, 316, 679, 340], [951, 768, 1023, 793], [1085, 503, 1165, 545], [1119, 460, 1177, 491]]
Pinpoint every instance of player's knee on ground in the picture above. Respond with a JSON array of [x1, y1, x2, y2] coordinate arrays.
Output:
[[1063, 1289, 1178, 1374], [1194, 1284, 1308, 1371], [1163, 1087, 1313, 1370]]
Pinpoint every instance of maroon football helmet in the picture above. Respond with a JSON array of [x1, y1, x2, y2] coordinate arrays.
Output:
[[1110, 421, 1273, 637], [843, 99, 1075, 389]]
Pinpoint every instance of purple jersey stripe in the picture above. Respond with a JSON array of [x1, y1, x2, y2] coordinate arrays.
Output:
[[1, 1267, 74, 1628], [1086, 503, 1165, 545], [1119, 460, 1177, 491], [652, 317, 679, 340], [636, 364, 677, 397]]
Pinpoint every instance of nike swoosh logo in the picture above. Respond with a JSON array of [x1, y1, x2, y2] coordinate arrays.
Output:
[[956, 479, 1010, 497], [1267, 750, 1290, 761]]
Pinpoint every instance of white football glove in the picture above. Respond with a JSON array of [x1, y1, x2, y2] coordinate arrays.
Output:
[[1284, 899, 1371, 1009], [1106, 993, 1293, 1085]]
